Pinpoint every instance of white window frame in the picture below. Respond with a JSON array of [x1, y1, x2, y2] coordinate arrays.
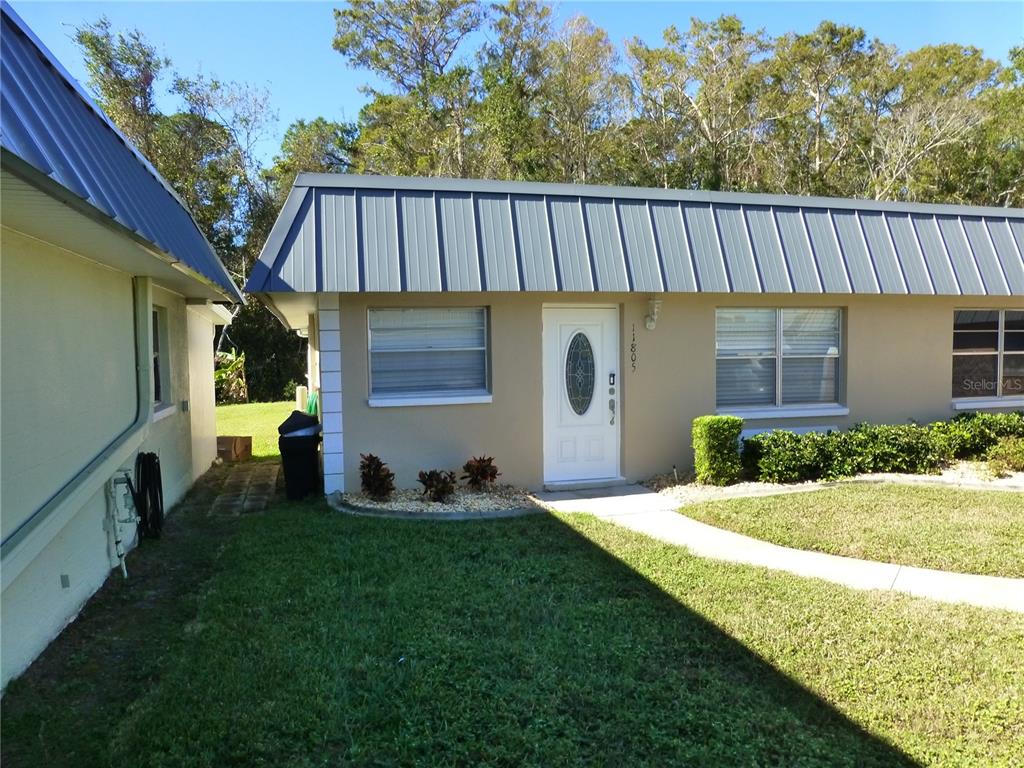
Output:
[[151, 305, 175, 420], [366, 307, 492, 408], [952, 308, 1024, 410], [715, 307, 848, 419]]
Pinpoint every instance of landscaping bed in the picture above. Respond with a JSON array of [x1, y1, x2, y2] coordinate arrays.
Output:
[[678, 483, 1024, 577], [336, 485, 540, 518], [3, 501, 1021, 767]]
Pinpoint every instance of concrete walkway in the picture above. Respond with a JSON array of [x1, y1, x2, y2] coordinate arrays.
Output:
[[535, 484, 1024, 613]]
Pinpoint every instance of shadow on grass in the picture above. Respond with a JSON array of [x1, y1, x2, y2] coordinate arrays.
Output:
[[0, 496, 924, 767]]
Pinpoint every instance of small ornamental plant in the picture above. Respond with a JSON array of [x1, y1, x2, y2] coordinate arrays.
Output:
[[418, 469, 458, 502], [359, 453, 395, 501], [462, 456, 501, 491]]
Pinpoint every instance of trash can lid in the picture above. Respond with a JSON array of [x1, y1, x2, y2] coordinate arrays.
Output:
[[278, 410, 320, 435]]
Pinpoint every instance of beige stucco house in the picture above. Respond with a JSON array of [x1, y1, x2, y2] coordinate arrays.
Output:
[[1, 5, 242, 686], [249, 173, 1023, 497]]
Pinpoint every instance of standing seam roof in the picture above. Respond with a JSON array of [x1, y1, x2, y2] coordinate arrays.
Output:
[[247, 174, 1024, 297], [0, 3, 242, 301]]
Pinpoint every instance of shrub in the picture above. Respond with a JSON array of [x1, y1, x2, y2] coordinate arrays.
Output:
[[852, 423, 950, 475], [692, 416, 743, 486], [417, 469, 457, 502], [742, 423, 950, 484], [462, 456, 501, 490], [741, 430, 821, 484], [359, 453, 395, 501], [987, 436, 1024, 477], [933, 411, 1024, 458]]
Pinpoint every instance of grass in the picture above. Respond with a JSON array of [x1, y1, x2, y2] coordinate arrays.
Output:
[[3, 493, 1022, 767], [215, 400, 294, 458], [681, 484, 1024, 577]]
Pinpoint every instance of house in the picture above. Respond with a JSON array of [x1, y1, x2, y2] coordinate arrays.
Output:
[[247, 174, 1023, 495], [1, 3, 243, 686]]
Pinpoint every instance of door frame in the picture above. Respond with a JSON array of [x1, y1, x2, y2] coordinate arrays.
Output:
[[541, 303, 622, 485]]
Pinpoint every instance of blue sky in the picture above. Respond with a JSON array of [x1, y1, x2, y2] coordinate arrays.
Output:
[[12, 1, 1024, 164]]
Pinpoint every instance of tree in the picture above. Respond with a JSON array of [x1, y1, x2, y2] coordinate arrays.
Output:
[[74, 17, 168, 157], [539, 15, 627, 184], [763, 22, 873, 195], [268, 118, 356, 203], [74, 18, 305, 402], [477, 0, 553, 179], [857, 44, 997, 200]]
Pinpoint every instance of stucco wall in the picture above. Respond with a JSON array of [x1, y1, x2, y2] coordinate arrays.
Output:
[[1, 230, 218, 687], [187, 308, 217, 480], [328, 291, 1021, 490], [1, 228, 137, 535]]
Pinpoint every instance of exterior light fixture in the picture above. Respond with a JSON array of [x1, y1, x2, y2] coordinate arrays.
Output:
[[645, 297, 662, 330]]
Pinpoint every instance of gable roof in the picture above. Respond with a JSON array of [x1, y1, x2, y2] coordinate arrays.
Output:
[[248, 173, 1024, 297], [0, 2, 242, 302]]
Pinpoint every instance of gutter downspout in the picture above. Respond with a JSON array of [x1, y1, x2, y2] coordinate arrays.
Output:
[[1, 277, 154, 588]]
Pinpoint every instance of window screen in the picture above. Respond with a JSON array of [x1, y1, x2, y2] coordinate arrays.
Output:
[[368, 308, 489, 398], [716, 308, 841, 408], [953, 309, 1024, 399]]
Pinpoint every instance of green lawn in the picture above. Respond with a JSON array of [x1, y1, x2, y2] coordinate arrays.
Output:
[[215, 400, 294, 458], [681, 484, 1024, 577], [4, 499, 1021, 767]]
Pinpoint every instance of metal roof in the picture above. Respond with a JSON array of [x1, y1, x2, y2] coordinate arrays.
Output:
[[0, 3, 242, 302], [248, 174, 1024, 297]]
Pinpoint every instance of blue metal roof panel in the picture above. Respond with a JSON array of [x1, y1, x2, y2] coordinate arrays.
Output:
[[936, 216, 986, 295], [803, 209, 851, 293], [320, 190, 359, 291], [437, 193, 480, 291], [910, 214, 960, 295], [743, 206, 791, 293], [582, 198, 629, 291], [617, 200, 663, 292], [961, 217, 1010, 295], [270, 188, 316, 292], [885, 213, 934, 294], [714, 205, 761, 292], [511, 195, 557, 291], [359, 190, 400, 292], [858, 212, 907, 293], [549, 197, 593, 291], [399, 191, 441, 292], [252, 172, 1023, 297], [475, 194, 519, 290], [1, 5, 241, 300], [683, 204, 730, 292], [649, 202, 697, 291], [774, 207, 822, 293], [987, 219, 1024, 294]]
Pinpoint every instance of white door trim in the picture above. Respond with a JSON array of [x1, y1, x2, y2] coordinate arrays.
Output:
[[542, 304, 621, 485]]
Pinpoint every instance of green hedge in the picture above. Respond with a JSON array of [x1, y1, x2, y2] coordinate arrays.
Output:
[[731, 411, 1024, 485], [692, 415, 743, 486]]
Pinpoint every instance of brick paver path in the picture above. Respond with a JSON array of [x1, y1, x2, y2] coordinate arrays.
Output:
[[209, 461, 281, 517]]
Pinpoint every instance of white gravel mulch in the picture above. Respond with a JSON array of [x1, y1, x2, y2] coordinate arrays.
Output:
[[340, 485, 538, 514], [645, 460, 1024, 507]]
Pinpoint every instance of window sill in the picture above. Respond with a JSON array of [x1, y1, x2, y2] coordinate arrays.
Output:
[[717, 404, 850, 420], [151, 403, 177, 422], [952, 397, 1024, 411], [368, 393, 493, 408]]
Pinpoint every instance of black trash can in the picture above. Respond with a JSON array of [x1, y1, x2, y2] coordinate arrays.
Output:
[[278, 411, 322, 500]]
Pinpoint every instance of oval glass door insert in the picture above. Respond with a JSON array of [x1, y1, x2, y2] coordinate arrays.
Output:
[[565, 332, 595, 415]]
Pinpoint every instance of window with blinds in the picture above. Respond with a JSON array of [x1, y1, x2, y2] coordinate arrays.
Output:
[[716, 308, 842, 408], [368, 308, 489, 398], [952, 309, 1024, 399]]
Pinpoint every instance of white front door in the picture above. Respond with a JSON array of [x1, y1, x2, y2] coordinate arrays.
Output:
[[543, 306, 620, 484]]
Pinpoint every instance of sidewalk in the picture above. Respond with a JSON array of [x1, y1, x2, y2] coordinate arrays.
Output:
[[535, 484, 1024, 613]]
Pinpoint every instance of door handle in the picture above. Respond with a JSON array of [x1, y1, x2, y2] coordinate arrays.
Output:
[[609, 398, 615, 425]]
